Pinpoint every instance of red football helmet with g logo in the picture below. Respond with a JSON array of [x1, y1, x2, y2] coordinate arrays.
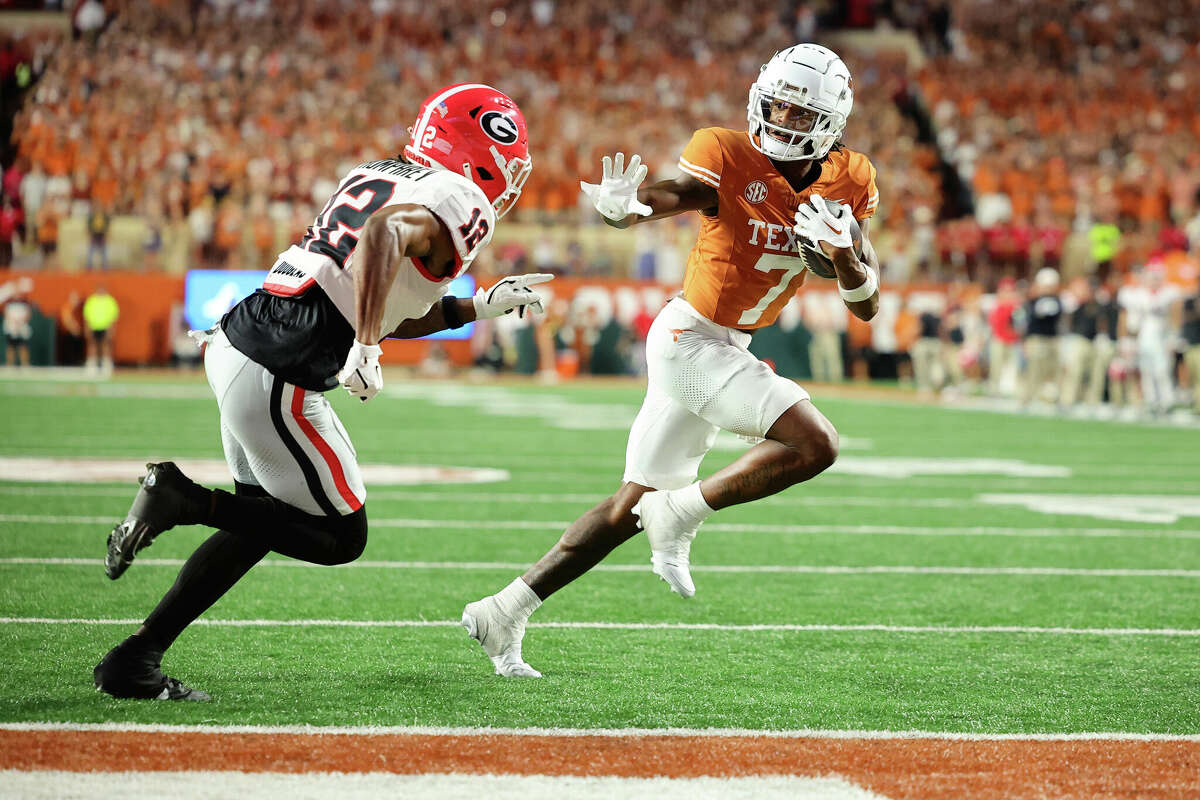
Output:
[[404, 83, 532, 218]]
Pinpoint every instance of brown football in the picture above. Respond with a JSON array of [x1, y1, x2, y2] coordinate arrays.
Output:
[[798, 214, 863, 279]]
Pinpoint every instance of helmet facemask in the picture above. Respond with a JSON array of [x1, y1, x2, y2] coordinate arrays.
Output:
[[487, 145, 531, 219], [749, 83, 845, 161], [747, 45, 853, 162]]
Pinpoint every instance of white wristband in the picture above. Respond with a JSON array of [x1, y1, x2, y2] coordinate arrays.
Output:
[[352, 340, 382, 358], [838, 265, 878, 303]]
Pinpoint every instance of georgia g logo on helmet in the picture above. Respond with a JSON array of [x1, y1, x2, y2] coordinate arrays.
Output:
[[480, 110, 519, 145]]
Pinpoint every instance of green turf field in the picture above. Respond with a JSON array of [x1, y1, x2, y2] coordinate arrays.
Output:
[[1, 374, 1198, 733]]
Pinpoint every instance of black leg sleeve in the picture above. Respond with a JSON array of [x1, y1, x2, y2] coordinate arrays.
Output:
[[207, 487, 368, 566], [141, 482, 271, 650]]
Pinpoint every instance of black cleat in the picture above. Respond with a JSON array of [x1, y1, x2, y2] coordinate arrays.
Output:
[[94, 637, 210, 702], [105, 462, 207, 580]]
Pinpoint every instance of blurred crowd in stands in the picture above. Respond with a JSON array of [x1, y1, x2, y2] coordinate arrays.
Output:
[[919, 0, 1200, 284], [1, 0, 1194, 283], [1, 0, 1199, 413]]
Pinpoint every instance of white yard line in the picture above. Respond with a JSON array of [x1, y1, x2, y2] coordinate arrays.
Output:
[[4, 513, 1199, 539], [4, 720, 1200, 741], [5, 470, 1197, 493], [4, 557, 1200, 578], [2, 617, 1197, 637], [0, 485, 977, 509]]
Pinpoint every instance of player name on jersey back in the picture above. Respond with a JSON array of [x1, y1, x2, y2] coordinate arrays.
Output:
[[355, 159, 438, 180]]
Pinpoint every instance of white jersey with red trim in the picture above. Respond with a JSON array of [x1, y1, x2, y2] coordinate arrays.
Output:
[[262, 158, 496, 334]]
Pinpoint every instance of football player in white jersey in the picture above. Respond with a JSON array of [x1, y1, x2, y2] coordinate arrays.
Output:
[[1119, 263, 1182, 415], [93, 84, 551, 701]]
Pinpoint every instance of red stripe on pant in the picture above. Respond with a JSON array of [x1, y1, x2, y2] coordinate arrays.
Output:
[[289, 386, 362, 512]]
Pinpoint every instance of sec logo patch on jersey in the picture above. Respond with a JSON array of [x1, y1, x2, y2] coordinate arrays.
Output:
[[744, 180, 768, 204]]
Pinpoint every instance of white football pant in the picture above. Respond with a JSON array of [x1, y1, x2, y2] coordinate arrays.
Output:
[[623, 297, 810, 490], [204, 328, 366, 517]]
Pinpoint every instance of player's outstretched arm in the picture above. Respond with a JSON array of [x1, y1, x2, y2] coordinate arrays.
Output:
[[580, 153, 718, 229], [387, 274, 555, 339]]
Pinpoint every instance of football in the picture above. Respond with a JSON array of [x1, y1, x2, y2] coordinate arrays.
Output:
[[798, 214, 863, 280]]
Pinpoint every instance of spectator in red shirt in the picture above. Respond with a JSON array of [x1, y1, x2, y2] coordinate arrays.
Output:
[[1031, 210, 1068, 269], [1154, 223, 1189, 257], [2, 160, 24, 204], [0, 195, 24, 268], [939, 217, 985, 279], [1008, 216, 1034, 269], [983, 222, 1013, 275]]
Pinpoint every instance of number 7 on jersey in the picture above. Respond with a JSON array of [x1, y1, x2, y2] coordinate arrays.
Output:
[[737, 254, 806, 327]]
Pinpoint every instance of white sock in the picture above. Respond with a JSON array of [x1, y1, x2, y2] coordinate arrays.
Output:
[[667, 481, 714, 526], [493, 577, 541, 622]]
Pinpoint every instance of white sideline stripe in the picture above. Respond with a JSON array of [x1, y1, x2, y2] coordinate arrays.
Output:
[[3, 617, 1198, 637], [0, 773, 886, 800], [7, 558, 1200, 579], [6, 513, 1198, 540], [4, 721, 1199, 741]]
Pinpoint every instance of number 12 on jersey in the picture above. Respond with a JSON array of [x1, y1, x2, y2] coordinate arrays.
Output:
[[737, 253, 806, 326], [457, 208, 489, 253], [301, 176, 397, 268]]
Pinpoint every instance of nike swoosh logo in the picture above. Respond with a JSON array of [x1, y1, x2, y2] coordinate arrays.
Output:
[[824, 221, 844, 237]]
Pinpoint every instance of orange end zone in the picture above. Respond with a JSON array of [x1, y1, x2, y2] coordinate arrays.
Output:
[[3, 730, 1199, 799]]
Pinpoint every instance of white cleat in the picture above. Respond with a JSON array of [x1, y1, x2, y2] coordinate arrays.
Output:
[[634, 490, 699, 598], [461, 597, 542, 678]]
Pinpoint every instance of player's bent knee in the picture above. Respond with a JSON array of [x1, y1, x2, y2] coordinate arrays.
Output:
[[808, 421, 839, 474], [317, 507, 368, 565], [769, 402, 839, 476]]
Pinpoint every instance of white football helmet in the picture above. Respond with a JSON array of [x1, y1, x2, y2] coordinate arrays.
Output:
[[748, 44, 853, 162]]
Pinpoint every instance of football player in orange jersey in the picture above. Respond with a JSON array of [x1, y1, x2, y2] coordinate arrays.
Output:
[[463, 44, 880, 677]]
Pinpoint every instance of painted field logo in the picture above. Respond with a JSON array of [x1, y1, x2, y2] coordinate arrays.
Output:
[[979, 494, 1200, 524], [744, 180, 768, 204], [829, 458, 1071, 479]]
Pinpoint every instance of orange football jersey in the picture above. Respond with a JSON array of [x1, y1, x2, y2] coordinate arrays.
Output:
[[677, 127, 878, 329]]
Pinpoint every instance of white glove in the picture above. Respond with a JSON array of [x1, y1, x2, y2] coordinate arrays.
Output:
[[794, 193, 854, 252], [337, 339, 383, 403], [579, 152, 654, 221], [473, 273, 555, 320]]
